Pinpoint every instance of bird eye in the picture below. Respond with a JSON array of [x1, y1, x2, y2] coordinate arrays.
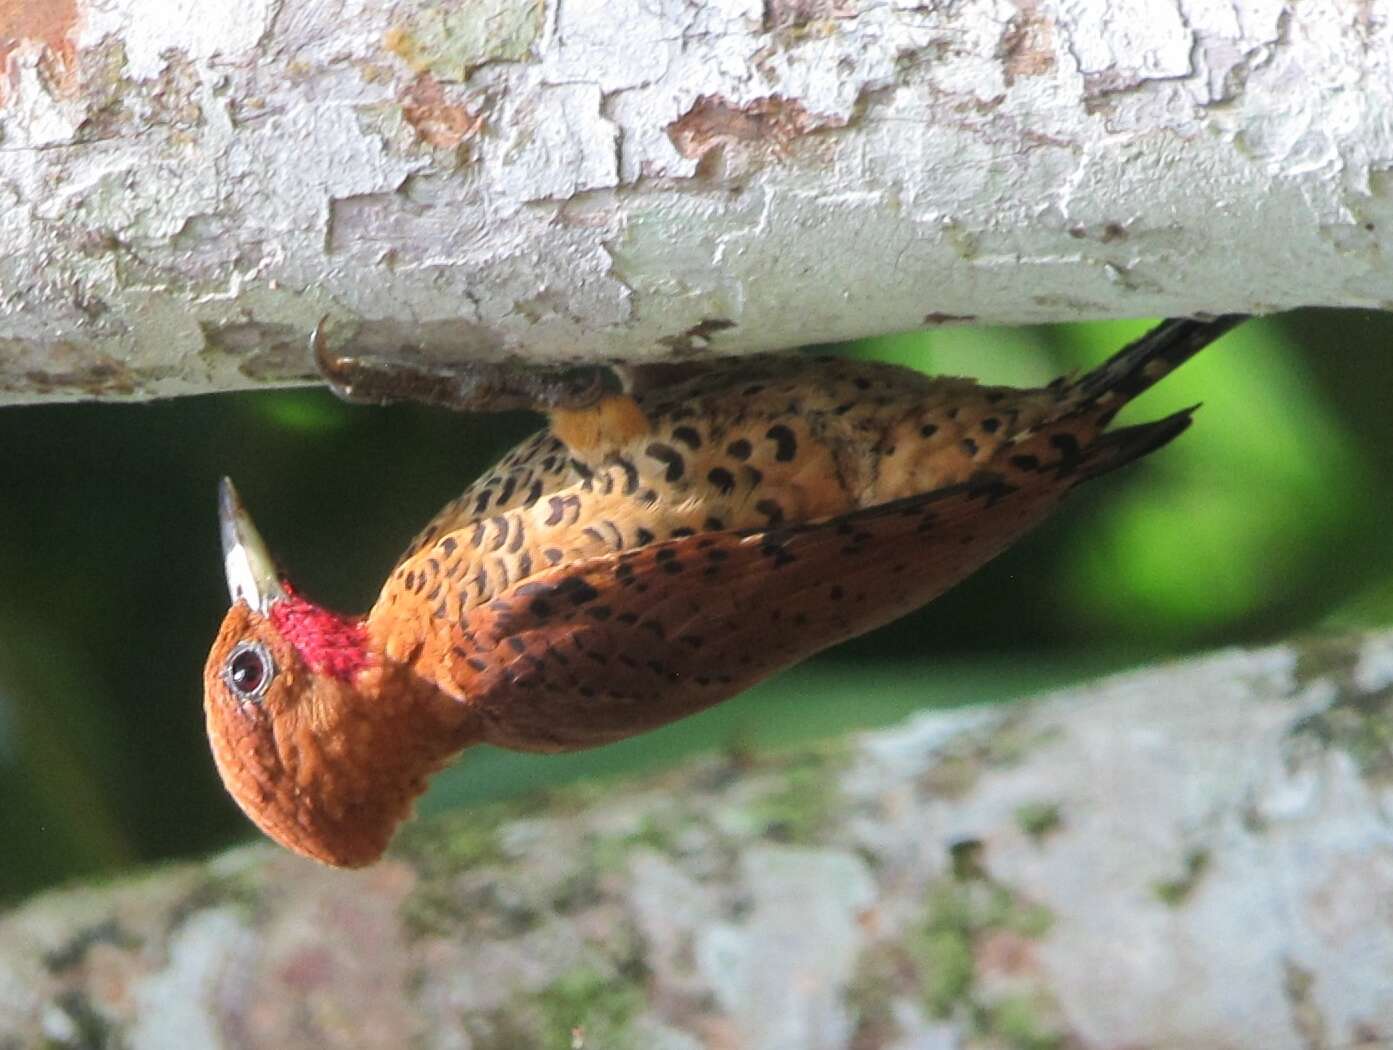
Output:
[[225, 641, 274, 701]]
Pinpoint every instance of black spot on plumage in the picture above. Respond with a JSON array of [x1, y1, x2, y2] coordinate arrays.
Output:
[[1010, 454, 1040, 471], [763, 526, 794, 548], [570, 458, 594, 480], [426, 581, 441, 602], [440, 537, 458, 557], [507, 636, 527, 653], [526, 479, 544, 505], [707, 547, 729, 562], [546, 497, 566, 526], [466, 656, 489, 673], [499, 475, 518, 504], [530, 598, 553, 618], [558, 577, 601, 605], [517, 551, 532, 578], [612, 455, 639, 494], [704, 516, 725, 530], [470, 522, 486, 549], [762, 543, 795, 569], [507, 523, 526, 553], [544, 547, 563, 565], [981, 416, 1001, 433], [766, 424, 798, 462], [656, 548, 677, 563], [744, 466, 764, 487], [405, 571, 417, 591], [635, 527, 655, 546], [727, 438, 752, 460], [474, 491, 492, 514], [1051, 432, 1083, 476], [645, 442, 686, 482], [488, 517, 510, 551], [672, 426, 702, 450], [756, 499, 785, 525], [961, 437, 979, 456], [670, 527, 695, 538], [638, 488, 659, 507], [707, 467, 736, 494]]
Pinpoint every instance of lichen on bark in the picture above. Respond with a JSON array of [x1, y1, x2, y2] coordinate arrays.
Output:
[[4, 629, 1393, 1047]]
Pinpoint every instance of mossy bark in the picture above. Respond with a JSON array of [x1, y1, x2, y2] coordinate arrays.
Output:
[[4, 630, 1393, 1048]]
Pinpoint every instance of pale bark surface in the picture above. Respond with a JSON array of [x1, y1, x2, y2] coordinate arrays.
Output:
[[0, 0, 1389, 402], [2, 629, 1392, 1048]]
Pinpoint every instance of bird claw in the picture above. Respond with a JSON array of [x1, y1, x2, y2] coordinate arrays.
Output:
[[311, 319, 619, 414]]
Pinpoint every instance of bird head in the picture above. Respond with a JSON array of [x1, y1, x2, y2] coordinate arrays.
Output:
[[204, 479, 469, 867]]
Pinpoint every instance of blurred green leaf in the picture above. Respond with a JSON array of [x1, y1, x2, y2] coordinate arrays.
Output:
[[1050, 318, 1373, 641], [841, 324, 1061, 387], [252, 389, 355, 434]]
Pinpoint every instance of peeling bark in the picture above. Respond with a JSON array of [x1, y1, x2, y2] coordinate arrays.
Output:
[[3, 631, 1393, 1048], [0, 0, 1390, 403]]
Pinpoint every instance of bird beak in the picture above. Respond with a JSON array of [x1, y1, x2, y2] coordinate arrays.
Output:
[[219, 477, 286, 613]]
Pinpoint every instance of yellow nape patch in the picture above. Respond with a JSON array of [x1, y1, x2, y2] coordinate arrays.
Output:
[[550, 394, 650, 451]]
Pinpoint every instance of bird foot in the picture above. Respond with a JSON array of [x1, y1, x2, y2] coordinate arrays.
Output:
[[312, 320, 620, 414]]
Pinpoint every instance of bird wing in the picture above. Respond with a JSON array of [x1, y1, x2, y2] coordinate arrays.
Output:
[[438, 410, 1193, 753], [441, 471, 1056, 752]]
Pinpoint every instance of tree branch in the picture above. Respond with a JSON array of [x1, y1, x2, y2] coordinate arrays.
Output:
[[3, 630, 1392, 1045], [1, 0, 1390, 402]]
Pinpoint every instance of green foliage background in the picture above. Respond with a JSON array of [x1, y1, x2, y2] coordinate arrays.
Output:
[[0, 309, 1389, 904]]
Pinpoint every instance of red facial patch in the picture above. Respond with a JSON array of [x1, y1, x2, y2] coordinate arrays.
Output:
[[268, 583, 370, 680]]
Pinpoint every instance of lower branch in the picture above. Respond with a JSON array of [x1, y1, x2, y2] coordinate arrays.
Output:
[[3, 630, 1392, 1047]]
